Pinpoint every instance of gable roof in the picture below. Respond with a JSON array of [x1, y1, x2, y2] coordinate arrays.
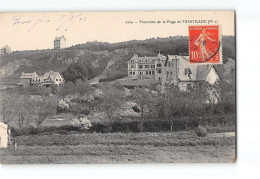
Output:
[[20, 72, 39, 79], [1, 45, 11, 50], [54, 35, 66, 41], [167, 55, 220, 82], [42, 71, 62, 81], [196, 66, 214, 81], [128, 53, 166, 63]]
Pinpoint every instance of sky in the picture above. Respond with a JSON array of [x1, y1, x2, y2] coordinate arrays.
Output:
[[0, 11, 235, 51]]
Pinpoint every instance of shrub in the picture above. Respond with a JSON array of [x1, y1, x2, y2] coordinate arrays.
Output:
[[57, 99, 69, 113], [80, 108, 90, 115], [99, 73, 127, 82], [194, 126, 207, 137], [71, 115, 92, 130]]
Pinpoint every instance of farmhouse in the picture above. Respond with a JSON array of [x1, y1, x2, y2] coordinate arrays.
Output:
[[0, 122, 8, 148], [0, 45, 12, 54], [19, 72, 39, 86], [19, 71, 64, 86], [54, 35, 66, 49], [126, 53, 220, 91], [166, 55, 220, 91]]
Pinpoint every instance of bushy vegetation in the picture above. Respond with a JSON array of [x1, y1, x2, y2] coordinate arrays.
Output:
[[14, 131, 235, 147], [0, 93, 59, 129], [194, 126, 208, 137], [9, 113, 235, 137], [99, 73, 127, 82]]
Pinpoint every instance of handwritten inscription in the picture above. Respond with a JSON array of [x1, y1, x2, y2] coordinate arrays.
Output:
[[12, 12, 87, 32]]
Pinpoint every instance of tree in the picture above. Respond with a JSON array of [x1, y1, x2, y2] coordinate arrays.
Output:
[[62, 62, 89, 83], [12, 95, 34, 130], [23, 85, 51, 96], [67, 81, 76, 98], [31, 95, 59, 128], [158, 84, 207, 131], [0, 94, 15, 124], [58, 82, 70, 100], [158, 86, 181, 131], [132, 87, 157, 132], [100, 84, 124, 123], [75, 79, 92, 103]]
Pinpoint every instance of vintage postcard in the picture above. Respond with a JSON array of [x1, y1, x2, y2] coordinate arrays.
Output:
[[0, 11, 235, 164]]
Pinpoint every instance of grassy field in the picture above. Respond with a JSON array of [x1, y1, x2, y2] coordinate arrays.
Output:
[[0, 132, 236, 164]]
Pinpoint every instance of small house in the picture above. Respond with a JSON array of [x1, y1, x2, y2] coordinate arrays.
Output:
[[19, 72, 39, 86], [0, 122, 8, 148], [0, 45, 12, 54], [19, 71, 64, 86], [40, 71, 64, 86], [54, 35, 66, 49]]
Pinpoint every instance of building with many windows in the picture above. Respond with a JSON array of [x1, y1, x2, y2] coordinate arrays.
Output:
[[127, 53, 167, 81], [127, 53, 220, 91]]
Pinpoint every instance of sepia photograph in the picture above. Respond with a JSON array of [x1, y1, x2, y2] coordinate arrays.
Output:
[[0, 11, 236, 164]]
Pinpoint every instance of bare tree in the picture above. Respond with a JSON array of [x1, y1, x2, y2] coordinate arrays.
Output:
[[75, 79, 92, 103], [31, 95, 59, 128], [0, 94, 15, 124], [12, 95, 33, 130], [132, 87, 156, 132], [101, 84, 124, 126]]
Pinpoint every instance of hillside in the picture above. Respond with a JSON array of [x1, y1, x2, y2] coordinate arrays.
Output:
[[0, 36, 235, 85]]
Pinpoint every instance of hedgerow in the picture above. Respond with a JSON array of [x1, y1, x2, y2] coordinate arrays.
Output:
[[15, 132, 235, 147]]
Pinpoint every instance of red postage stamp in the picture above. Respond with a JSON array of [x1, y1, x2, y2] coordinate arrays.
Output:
[[189, 25, 221, 64]]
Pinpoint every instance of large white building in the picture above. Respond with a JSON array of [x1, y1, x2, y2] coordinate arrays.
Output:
[[127, 53, 220, 91]]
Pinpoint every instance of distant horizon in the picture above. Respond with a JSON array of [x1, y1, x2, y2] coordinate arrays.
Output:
[[2, 35, 235, 52], [0, 11, 234, 51]]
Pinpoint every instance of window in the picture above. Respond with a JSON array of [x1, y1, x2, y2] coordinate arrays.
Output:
[[140, 72, 142, 75], [185, 68, 191, 75], [146, 71, 148, 75], [159, 77, 161, 81], [131, 65, 134, 68], [152, 71, 154, 74], [145, 65, 149, 68], [157, 63, 161, 67], [133, 72, 135, 75], [139, 65, 143, 69], [60, 79, 61, 81], [158, 70, 161, 73], [151, 65, 155, 68], [149, 71, 151, 74], [56, 79, 58, 81], [187, 84, 192, 90], [129, 72, 132, 75]]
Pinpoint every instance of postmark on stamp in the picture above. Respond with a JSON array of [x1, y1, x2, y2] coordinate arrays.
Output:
[[189, 25, 222, 64]]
